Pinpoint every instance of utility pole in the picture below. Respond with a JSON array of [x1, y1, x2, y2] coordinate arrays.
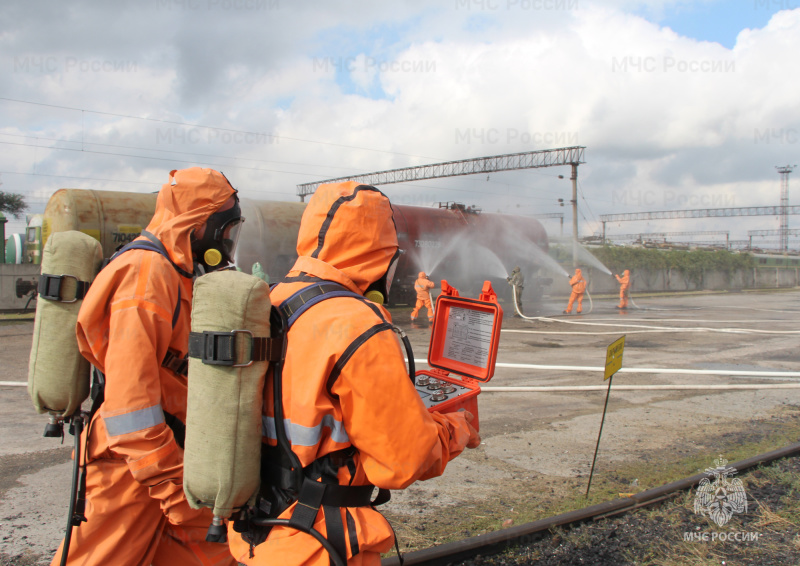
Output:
[[776, 165, 795, 253], [571, 162, 579, 268]]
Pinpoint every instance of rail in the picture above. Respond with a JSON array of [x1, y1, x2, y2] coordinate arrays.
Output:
[[381, 442, 800, 566]]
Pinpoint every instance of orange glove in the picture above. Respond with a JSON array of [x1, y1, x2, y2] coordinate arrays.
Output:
[[461, 410, 481, 449]]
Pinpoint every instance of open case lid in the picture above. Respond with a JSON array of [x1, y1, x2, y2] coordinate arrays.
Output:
[[426, 280, 504, 383]]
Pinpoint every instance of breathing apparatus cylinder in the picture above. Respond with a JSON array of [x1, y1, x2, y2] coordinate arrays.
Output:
[[28, 231, 103, 423], [183, 269, 272, 538]]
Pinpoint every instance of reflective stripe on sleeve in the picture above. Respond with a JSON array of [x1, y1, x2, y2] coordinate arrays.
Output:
[[262, 414, 349, 446], [104, 405, 165, 437]]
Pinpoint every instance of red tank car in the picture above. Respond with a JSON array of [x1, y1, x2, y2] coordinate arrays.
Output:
[[41, 191, 552, 305]]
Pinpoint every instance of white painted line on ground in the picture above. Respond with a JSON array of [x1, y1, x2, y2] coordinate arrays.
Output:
[[481, 384, 800, 392], [411, 359, 800, 378]]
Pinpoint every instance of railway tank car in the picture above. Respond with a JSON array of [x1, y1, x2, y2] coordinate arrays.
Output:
[[41, 189, 551, 304]]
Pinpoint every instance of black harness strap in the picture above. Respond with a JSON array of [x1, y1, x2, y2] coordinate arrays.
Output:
[[163, 411, 186, 449], [260, 450, 376, 508], [139, 230, 194, 279], [325, 322, 393, 398], [254, 281, 398, 562], [345, 510, 359, 558], [161, 347, 188, 377], [322, 501, 347, 566]]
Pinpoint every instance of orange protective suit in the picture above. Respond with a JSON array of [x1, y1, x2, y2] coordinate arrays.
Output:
[[564, 268, 586, 314], [227, 182, 478, 566], [52, 169, 237, 566], [615, 269, 630, 308], [410, 272, 435, 321]]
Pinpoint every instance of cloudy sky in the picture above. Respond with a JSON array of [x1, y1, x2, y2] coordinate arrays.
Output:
[[1, 0, 799, 247]]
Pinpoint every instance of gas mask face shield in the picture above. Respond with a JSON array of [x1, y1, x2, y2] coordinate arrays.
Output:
[[219, 215, 244, 261], [192, 196, 245, 272], [365, 248, 403, 305]]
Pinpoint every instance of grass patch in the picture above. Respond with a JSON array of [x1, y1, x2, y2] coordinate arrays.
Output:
[[384, 405, 800, 556], [0, 312, 35, 324]]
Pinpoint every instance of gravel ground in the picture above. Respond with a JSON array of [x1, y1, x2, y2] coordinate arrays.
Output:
[[457, 455, 800, 566]]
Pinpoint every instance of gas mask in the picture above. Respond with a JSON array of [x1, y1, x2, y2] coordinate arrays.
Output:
[[365, 248, 403, 305], [191, 195, 244, 273]]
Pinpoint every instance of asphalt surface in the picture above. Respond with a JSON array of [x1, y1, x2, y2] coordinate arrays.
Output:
[[1, 289, 799, 564]]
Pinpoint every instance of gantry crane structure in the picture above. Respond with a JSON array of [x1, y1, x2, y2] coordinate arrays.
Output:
[[604, 230, 730, 247], [296, 146, 586, 265], [748, 228, 800, 250], [598, 206, 800, 245], [531, 212, 564, 236]]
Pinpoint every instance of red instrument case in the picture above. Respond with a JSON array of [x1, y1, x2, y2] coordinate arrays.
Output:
[[415, 280, 503, 431]]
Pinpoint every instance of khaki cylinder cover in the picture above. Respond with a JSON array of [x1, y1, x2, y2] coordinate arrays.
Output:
[[184, 270, 272, 519], [28, 231, 103, 416]]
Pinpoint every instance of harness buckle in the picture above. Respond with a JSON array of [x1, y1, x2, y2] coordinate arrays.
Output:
[[189, 330, 256, 367], [38, 273, 86, 302]]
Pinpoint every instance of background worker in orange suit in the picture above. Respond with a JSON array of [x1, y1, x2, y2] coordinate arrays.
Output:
[[564, 268, 587, 314], [615, 269, 631, 309], [410, 271, 435, 322], [227, 182, 480, 566], [507, 266, 524, 316], [52, 168, 242, 566]]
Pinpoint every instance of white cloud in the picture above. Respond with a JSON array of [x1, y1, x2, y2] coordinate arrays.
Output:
[[1, 2, 798, 243]]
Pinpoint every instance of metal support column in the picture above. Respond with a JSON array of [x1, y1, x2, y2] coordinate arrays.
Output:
[[571, 162, 579, 268]]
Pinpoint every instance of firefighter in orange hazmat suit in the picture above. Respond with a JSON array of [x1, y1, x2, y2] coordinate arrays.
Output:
[[507, 266, 524, 316], [52, 168, 242, 566], [226, 181, 480, 566], [615, 269, 630, 309], [410, 271, 435, 322], [564, 268, 586, 314]]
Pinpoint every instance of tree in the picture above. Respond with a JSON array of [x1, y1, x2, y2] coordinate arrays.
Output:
[[0, 191, 28, 219]]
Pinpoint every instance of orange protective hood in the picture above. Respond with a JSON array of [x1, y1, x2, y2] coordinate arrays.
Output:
[[290, 182, 398, 294], [575, 269, 582, 277], [144, 168, 237, 272], [623, 269, 630, 277]]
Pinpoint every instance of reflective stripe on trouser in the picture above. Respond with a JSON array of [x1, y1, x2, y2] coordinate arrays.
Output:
[[51, 457, 235, 566], [410, 297, 433, 319]]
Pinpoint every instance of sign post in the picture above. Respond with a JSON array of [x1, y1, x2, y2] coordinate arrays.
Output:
[[585, 335, 625, 498]]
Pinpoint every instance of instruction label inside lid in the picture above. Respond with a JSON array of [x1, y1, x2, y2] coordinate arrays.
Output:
[[428, 295, 502, 383], [442, 306, 494, 368]]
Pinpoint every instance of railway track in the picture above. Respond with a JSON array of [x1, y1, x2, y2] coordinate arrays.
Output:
[[381, 441, 800, 566]]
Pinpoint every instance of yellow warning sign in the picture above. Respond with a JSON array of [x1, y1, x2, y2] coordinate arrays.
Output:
[[604, 336, 625, 380]]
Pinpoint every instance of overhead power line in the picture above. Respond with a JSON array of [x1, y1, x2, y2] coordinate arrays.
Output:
[[0, 96, 438, 160], [0, 131, 366, 175], [600, 206, 800, 222]]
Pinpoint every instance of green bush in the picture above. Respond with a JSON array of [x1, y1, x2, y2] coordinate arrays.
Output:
[[586, 246, 754, 287]]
